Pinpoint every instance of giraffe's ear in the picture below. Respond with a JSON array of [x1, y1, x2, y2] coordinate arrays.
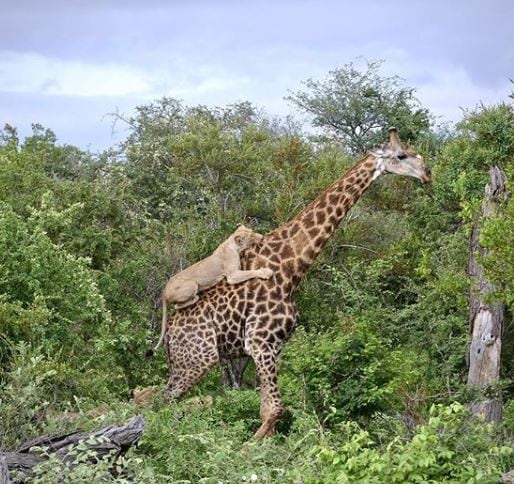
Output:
[[388, 127, 401, 147]]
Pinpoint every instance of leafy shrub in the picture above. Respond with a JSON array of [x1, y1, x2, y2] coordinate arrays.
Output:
[[297, 403, 513, 483], [280, 324, 425, 423], [28, 438, 140, 484], [0, 200, 108, 350], [0, 344, 63, 449]]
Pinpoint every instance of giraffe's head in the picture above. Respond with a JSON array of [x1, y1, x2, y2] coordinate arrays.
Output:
[[371, 128, 431, 183]]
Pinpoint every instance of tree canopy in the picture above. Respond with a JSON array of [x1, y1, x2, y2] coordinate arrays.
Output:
[[287, 59, 433, 154]]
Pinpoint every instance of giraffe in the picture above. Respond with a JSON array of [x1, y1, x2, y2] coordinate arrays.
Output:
[[163, 128, 431, 438]]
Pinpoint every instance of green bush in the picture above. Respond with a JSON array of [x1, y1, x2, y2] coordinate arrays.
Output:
[[280, 324, 425, 423], [298, 403, 513, 483]]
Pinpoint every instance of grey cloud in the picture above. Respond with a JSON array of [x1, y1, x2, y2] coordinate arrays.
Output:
[[1, 0, 513, 149], [3, 0, 513, 82]]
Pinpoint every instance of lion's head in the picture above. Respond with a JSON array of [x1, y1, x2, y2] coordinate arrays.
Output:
[[232, 225, 264, 251]]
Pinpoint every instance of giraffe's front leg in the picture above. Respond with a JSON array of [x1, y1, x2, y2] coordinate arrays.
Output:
[[244, 307, 297, 439]]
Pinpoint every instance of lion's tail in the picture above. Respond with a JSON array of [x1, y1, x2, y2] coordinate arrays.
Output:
[[145, 298, 169, 358]]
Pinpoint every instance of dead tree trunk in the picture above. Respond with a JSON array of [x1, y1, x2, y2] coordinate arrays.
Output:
[[467, 166, 508, 423], [0, 415, 145, 482]]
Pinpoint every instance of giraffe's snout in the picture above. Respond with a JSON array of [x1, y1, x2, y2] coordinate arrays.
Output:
[[421, 167, 432, 184]]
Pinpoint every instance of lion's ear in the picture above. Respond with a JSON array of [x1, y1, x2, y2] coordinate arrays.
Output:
[[234, 235, 243, 246]]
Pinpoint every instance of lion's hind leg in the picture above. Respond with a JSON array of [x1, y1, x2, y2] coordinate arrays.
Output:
[[166, 279, 199, 307], [175, 295, 199, 309]]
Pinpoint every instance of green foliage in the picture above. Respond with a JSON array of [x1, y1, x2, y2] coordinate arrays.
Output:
[[28, 438, 138, 484], [481, 168, 514, 311], [434, 103, 514, 210], [0, 344, 57, 449], [116, 98, 308, 230], [281, 325, 425, 423], [0, 201, 108, 355], [127, 391, 313, 482], [3, 350, 513, 482], [2, 79, 514, 481], [301, 403, 513, 483]]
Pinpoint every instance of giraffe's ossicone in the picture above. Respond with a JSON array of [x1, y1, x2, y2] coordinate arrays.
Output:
[[164, 128, 431, 439]]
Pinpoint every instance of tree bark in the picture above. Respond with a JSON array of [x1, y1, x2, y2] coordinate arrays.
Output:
[[467, 166, 508, 423], [0, 415, 145, 481], [501, 469, 514, 483], [0, 458, 11, 484]]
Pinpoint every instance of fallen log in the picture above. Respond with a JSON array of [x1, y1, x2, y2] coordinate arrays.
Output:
[[0, 458, 11, 484], [0, 415, 145, 482], [501, 469, 514, 483]]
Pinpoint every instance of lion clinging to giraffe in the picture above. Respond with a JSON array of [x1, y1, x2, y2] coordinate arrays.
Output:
[[150, 225, 272, 355], [158, 128, 431, 438]]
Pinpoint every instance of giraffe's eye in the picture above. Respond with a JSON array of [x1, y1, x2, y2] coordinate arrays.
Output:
[[397, 153, 407, 160]]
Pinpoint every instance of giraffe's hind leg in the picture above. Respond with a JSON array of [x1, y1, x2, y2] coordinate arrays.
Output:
[[165, 322, 219, 399], [248, 344, 284, 439]]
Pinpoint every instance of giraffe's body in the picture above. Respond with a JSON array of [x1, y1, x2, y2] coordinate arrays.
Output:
[[164, 129, 431, 438]]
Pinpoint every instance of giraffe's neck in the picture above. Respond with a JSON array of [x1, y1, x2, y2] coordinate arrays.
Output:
[[261, 154, 379, 288]]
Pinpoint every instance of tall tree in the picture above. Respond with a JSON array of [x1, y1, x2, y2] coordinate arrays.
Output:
[[287, 60, 432, 154]]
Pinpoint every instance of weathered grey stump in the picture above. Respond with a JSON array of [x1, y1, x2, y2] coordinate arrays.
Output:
[[0, 415, 145, 482], [467, 166, 509, 423]]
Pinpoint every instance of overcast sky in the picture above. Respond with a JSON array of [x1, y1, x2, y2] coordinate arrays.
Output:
[[1, 0, 513, 151]]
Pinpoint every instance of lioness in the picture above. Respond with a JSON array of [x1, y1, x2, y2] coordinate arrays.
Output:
[[150, 225, 272, 354], [130, 386, 160, 406], [130, 386, 213, 409]]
